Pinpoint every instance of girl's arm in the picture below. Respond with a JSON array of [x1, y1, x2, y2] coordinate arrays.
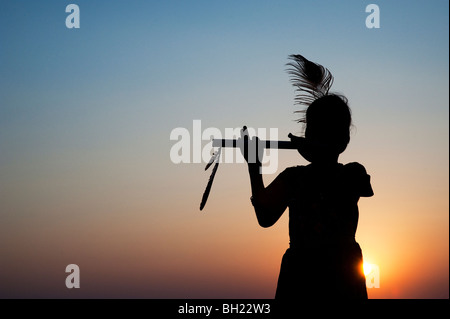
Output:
[[247, 163, 288, 228], [240, 128, 289, 227]]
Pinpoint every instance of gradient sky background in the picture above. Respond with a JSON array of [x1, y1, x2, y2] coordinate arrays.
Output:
[[0, 0, 448, 298]]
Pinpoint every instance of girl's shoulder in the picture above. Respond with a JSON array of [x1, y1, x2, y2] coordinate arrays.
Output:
[[277, 165, 310, 186], [341, 162, 374, 197], [277, 162, 373, 197], [279, 162, 370, 176], [279, 164, 308, 177], [342, 162, 370, 176]]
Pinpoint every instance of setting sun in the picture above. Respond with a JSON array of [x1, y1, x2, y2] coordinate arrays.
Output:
[[363, 262, 373, 276]]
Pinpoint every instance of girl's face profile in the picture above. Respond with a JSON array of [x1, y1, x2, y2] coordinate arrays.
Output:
[[304, 95, 352, 158]]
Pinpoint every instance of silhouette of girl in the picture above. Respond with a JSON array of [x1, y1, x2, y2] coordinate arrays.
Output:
[[240, 55, 374, 300]]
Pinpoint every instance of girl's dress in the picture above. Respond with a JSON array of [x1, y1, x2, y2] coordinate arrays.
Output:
[[274, 162, 374, 299]]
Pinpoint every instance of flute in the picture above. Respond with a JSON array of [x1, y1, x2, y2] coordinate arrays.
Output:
[[201, 138, 299, 210], [212, 139, 297, 149]]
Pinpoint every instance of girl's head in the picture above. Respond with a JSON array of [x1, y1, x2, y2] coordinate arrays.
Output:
[[302, 94, 352, 156]]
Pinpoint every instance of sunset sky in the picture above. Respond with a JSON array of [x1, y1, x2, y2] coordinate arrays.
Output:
[[1, 0, 448, 298]]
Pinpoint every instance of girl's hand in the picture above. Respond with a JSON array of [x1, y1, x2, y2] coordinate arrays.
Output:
[[239, 126, 264, 165]]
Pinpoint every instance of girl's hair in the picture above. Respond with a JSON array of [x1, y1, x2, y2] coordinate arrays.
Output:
[[302, 94, 352, 155]]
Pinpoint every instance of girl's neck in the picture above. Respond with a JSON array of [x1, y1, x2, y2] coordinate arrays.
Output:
[[311, 155, 340, 168]]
